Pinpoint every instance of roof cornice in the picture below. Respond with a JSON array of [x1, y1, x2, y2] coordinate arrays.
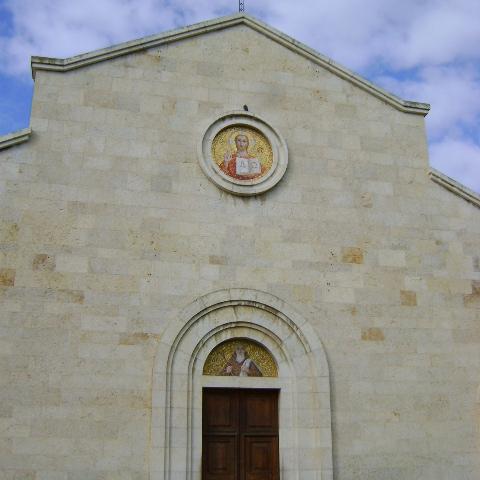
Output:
[[31, 13, 430, 116], [0, 128, 32, 151], [429, 168, 480, 208]]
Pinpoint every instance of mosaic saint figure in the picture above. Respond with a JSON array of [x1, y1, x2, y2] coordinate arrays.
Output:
[[221, 345, 262, 377], [220, 133, 266, 180]]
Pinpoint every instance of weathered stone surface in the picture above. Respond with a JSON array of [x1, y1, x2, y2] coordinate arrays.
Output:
[[400, 289, 417, 306], [342, 247, 364, 264], [32, 254, 56, 271], [464, 280, 480, 307], [0, 268, 15, 286], [361, 327, 385, 341]]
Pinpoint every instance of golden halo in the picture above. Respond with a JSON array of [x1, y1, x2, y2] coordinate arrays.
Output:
[[228, 130, 256, 149]]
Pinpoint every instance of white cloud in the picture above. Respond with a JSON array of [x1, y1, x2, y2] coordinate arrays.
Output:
[[388, 1, 480, 69], [375, 65, 480, 139], [431, 138, 480, 193], [259, 0, 480, 70]]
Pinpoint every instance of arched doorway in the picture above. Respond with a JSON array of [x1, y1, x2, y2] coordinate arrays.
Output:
[[150, 289, 334, 480]]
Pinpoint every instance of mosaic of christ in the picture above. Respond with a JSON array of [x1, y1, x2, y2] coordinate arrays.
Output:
[[211, 126, 273, 181]]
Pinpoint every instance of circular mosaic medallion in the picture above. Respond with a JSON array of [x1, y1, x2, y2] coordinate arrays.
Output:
[[199, 112, 288, 196]]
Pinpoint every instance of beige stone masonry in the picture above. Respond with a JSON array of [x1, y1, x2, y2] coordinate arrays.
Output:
[[0, 13, 479, 480]]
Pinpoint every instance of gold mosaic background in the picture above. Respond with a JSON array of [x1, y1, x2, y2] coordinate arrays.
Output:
[[211, 125, 273, 176], [203, 339, 278, 377]]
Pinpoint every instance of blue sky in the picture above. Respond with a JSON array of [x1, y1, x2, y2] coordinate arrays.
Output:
[[0, 0, 479, 193]]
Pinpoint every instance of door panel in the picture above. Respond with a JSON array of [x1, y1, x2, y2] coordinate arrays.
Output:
[[242, 436, 279, 480], [203, 388, 239, 432], [202, 389, 279, 480], [203, 435, 237, 480], [242, 390, 278, 432]]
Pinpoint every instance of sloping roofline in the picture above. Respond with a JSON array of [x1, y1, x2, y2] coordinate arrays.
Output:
[[0, 128, 31, 150], [30, 13, 430, 116], [429, 168, 480, 208]]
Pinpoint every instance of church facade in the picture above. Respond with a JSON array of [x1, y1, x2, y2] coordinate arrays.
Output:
[[0, 13, 479, 480]]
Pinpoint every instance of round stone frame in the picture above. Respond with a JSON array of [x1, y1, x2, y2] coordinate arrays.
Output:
[[199, 111, 288, 196]]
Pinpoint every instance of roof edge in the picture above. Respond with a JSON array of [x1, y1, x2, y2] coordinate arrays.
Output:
[[31, 13, 430, 116], [429, 168, 480, 209], [0, 128, 32, 151]]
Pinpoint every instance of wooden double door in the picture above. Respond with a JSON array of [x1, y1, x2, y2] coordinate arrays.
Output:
[[202, 388, 279, 480]]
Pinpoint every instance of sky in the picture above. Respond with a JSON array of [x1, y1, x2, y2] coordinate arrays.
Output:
[[0, 0, 479, 193]]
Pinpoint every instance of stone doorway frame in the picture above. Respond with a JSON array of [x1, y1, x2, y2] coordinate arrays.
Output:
[[149, 289, 333, 480]]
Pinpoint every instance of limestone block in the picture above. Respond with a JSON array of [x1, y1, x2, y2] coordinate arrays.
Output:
[[0, 268, 15, 286], [378, 249, 406, 267]]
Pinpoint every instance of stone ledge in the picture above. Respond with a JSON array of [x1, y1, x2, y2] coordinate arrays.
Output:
[[30, 13, 430, 116], [0, 127, 32, 151], [429, 168, 480, 209]]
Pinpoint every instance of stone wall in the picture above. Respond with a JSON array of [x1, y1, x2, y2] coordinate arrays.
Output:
[[0, 23, 479, 480]]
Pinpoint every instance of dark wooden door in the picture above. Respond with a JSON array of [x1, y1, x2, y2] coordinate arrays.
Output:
[[202, 388, 279, 480]]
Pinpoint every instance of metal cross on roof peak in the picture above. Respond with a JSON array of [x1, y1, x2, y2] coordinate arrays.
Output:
[[239, 0, 245, 12]]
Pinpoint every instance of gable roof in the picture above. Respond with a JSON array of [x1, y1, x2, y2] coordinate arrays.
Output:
[[30, 13, 429, 116]]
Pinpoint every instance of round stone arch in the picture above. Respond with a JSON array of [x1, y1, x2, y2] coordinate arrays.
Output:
[[149, 289, 333, 480]]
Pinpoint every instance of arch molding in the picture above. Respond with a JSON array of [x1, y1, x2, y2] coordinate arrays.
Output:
[[150, 288, 333, 480]]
